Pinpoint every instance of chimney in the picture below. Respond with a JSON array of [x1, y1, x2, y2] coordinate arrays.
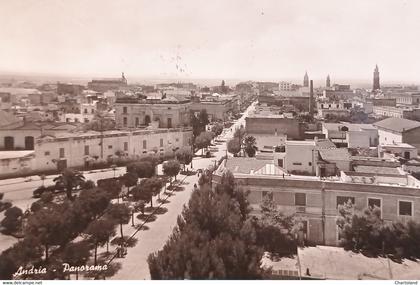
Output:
[[309, 80, 314, 116]]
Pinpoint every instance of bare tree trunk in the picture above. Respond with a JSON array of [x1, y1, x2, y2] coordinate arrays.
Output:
[[45, 244, 49, 262], [66, 186, 73, 200], [120, 223, 124, 239], [94, 243, 98, 266]]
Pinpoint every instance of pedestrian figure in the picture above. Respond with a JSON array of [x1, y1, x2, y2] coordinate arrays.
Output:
[[282, 173, 285, 179]]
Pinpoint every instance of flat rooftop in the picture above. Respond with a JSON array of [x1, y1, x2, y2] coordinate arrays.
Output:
[[262, 246, 420, 280]]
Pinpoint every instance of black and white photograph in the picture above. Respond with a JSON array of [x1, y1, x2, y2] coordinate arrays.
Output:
[[0, 0, 420, 282]]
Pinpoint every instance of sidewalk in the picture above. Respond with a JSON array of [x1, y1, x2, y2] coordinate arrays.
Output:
[[109, 173, 197, 279]]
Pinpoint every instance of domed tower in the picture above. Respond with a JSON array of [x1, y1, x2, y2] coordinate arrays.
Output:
[[303, 71, 309, 87], [373, 65, 380, 90]]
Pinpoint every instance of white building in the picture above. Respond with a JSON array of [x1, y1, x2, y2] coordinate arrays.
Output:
[[322, 122, 378, 148], [283, 140, 317, 175]]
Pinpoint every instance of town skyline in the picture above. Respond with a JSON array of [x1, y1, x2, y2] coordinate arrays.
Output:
[[1, 0, 420, 82]]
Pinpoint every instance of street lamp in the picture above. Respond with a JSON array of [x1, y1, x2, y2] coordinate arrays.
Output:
[[111, 164, 117, 178], [39, 174, 46, 186], [129, 205, 135, 227]]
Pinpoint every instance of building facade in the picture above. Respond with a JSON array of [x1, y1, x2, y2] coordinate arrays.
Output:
[[114, 96, 191, 129], [214, 159, 420, 246]]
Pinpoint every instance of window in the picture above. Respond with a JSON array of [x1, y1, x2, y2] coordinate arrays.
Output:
[[123, 117, 127, 126], [59, 148, 65, 158], [143, 140, 147, 149], [262, 191, 273, 201], [44, 151, 50, 156], [123, 107, 127, 114], [24, 136, 34, 150], [336, 196, 355, 208], [176, 138, 179, 142], [308, 162, 312, 166], [135, 117, 139, 126], [84, 145, 89, 155], [84, 109, 87, 114], [108, 145, 113, 149], [399, 201, 413, 216], [160, 138, 164, 147], [368, 198, 382, 217], [84, 118, 89, 123], [368, 198, 381, 209], [295, 193, 306, 206], [124, 142, 128, 151], [292, 162, 302, 166]]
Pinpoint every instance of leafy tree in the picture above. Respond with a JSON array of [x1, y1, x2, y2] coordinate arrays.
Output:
[[147, 172, 264, 279], [198, 166, 215, 187], [61, 241, 91, 280], [211, 123, 224, 137], [83, 219, 116, 265], [1, 206, 23, 234], [53, 169, 85, 200], [175, 147, 193, 171], [190, 111, 203, 138], [83, 117, 116, 132], [194, 131, 213, 155], [244, 135, 256, 148], [83, 180, 96, 190], [126, 161, 155, 178], [336, 203, 420, 258], [25, 204, 74, 262], [134, 200, 146, 215], [107, 204, 131, 240], [227, 138, 241, 156], [199, 109, 209, 127], [255, 192, 297, 255], [123, 171, 138, 195], [132, 185, 153, 207], [139, 155, 160, 168], [0, 238, 43, 279], [163, 160, 181, 184], [233, 126, 246, 139], [76, 187, 112, 220], [134, 177, 163, 207], [40, 192, 54, 204]]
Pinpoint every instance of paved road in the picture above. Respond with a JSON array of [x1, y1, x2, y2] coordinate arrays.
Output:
[[110, 102, 256, 279], [0, 167, 126, 211]]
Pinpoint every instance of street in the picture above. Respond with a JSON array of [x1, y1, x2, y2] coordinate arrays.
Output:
[[109, 101, 256, 279], [0, 101, 256, 274]]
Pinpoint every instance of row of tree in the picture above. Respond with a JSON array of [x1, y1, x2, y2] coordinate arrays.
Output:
[[337, 201, 420, 259], [0, 176, 130, 279], [227, 127, 257, 157], [147, 171, 298, 279]]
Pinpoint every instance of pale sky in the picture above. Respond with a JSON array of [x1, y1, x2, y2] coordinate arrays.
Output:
[[1, 0, 419, 83]]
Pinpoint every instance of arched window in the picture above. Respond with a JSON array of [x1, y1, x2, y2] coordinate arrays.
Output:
[[145, 115, 151, 125]]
